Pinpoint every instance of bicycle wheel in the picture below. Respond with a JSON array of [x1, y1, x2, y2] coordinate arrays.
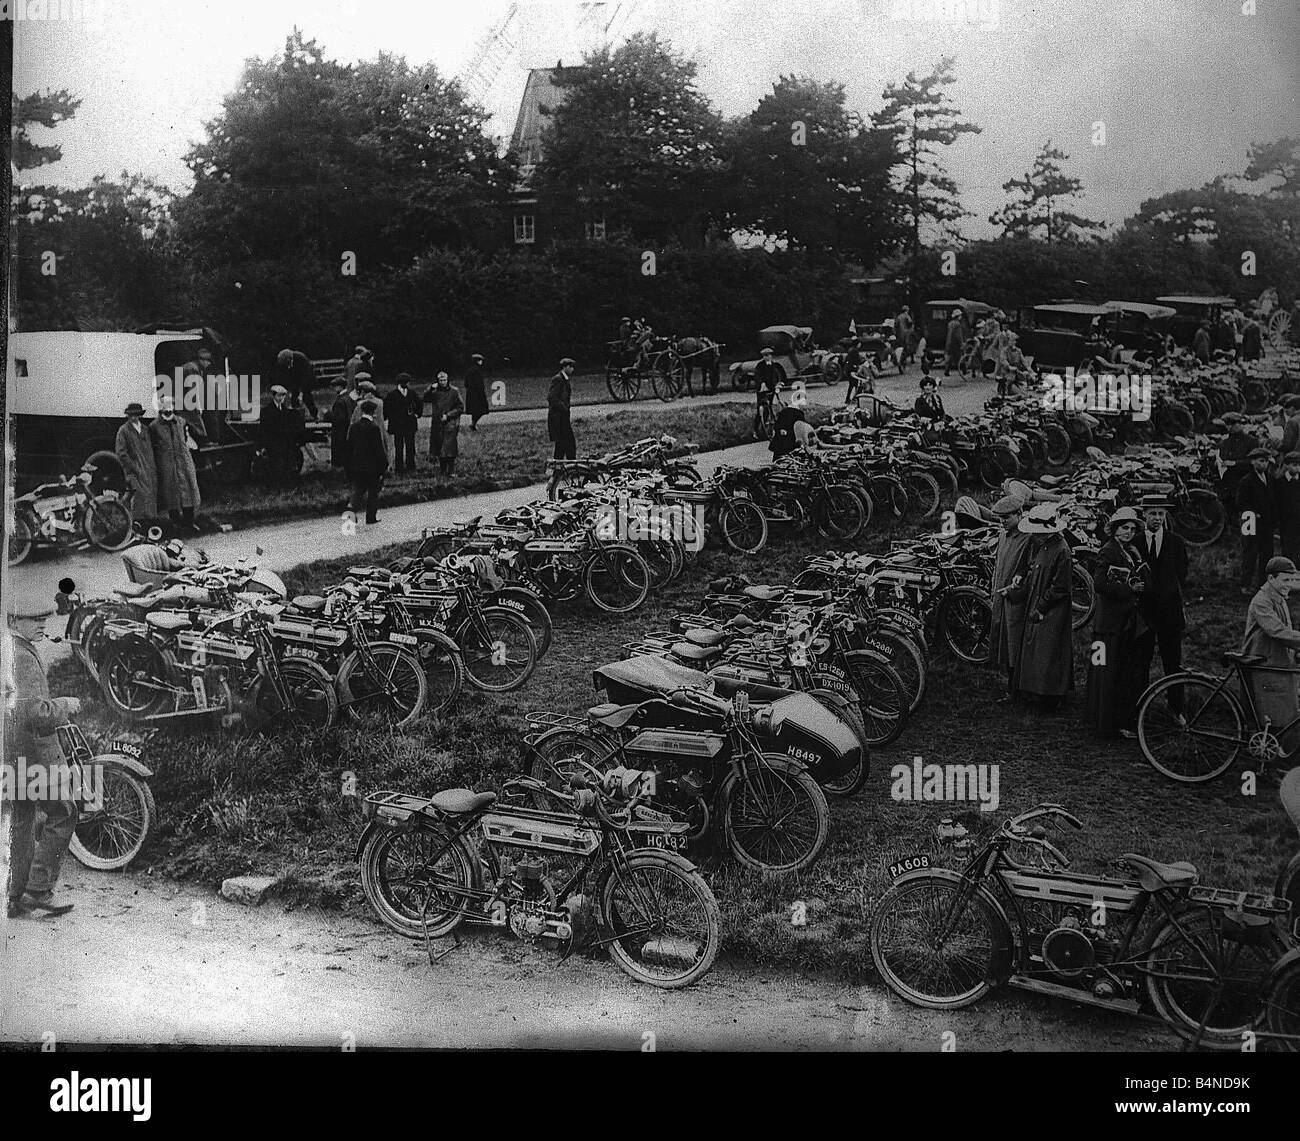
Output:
[[869, 873, 1002, 1009], [903, 470, 941, 520], [843, 651, 908, 747], [253, 658, 339, 732], [814, 485, 865, 540], [721, 756, 830, 874], [69, 762, 155, 870], [99, 638, 173, 719], [939, 586, 993, 665], [337, 642, 429, 729], [585, 546, 651, 613], [456, 609, 538, 692], [359, 825, 477, 939], [1071, 563, 1096, 631], [414, 628, 465, 717], [718, 498, 768, 554], [1264, 952, 1300, 1051], [1143, 906, 1287, 1050], [1136, 674, 1243, 783], [83, 497, 134, 551], [7, 511, 34, 566], [599, 851, 721, 988]]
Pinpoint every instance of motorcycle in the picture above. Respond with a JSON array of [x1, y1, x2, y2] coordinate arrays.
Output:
[[55, 723, 156, 870], [357, 763, 721, 988], [8, 470, 134, 566]]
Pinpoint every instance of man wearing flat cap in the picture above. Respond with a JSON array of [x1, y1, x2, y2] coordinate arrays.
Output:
[[1241, 556, 1300, 753], [345, 399, 388, 525], [548, 358, 577, 461], [1236, 447, 1277, 593], [260, 384, 303, 481], [5, 602, 81, 917], [115, 401, 158, 521]]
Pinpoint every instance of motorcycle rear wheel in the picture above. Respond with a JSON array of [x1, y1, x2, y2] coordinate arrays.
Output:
[[938, 586, 993, 665], [7, 510, 34, 566], [585, 546, 651, 614], [82, 497, 134, 551], [721, 756, 829, 875], [902, 470, 941, 520], [337, 643, 429, 729], [360, 826, 477, 940], [99, 639, 174, 719], [252, 658, 340, 732]]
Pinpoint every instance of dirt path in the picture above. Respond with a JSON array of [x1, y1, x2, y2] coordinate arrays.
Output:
[[0, 864, 1172, 1050]]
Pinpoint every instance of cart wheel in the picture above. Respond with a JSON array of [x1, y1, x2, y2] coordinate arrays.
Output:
[[1268, 309, 1292, 350], [606, 368, 640, 402], [651, 367, 679, 402]]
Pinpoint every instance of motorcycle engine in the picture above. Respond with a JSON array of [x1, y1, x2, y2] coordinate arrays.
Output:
[[1041, 914, 1097, 979], [532, 555, 581, 601]]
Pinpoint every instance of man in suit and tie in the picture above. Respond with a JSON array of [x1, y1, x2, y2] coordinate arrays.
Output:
[[345, 399, 389, 525], [1236, 447, 1277, 594], [1134, 496, 1189, 717]]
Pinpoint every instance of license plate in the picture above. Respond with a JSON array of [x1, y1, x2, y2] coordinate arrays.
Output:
[[644, 831, 688, 851], [389, 632, 417, 645], [887, 853, 931, 880]]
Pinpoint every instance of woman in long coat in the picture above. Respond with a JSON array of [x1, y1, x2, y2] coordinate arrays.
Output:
[[989, 496, 1032, 699], [114, 403, 158, 519], [1008, 505, 1074, 705], [464, 354, 488, 429], [426, 373, 464, 476], [1084, 508, 1149, 737], [149, 396, 201, 521]]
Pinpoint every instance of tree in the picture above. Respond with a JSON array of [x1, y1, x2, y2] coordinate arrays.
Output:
[[871, 57, 981, 275], [12, 89, 82, 172], [1243, 137, 1300, 197], [533, 32, 725, 246], [721, 75, 903, 263], [989, 140, 1104, 245]]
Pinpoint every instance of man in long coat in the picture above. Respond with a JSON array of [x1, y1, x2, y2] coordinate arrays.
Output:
[[345, 400, 389, 525], [150, 394, 201, 532], [943, 310, 965, 376], [1242, 556, 1300, 755], [547, 358, 577, 461], [465, 354, 489, 430], [383, 373, 421, 473], [1007, 504, 1074, 705], [1236, 447, 1277, 594], [115, 402, 158, 520], [989, 495, 1032, 701], [426, 372, 464, 476], [327, 377, 353, 471]]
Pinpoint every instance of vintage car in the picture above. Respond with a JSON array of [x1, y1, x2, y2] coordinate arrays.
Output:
[[1100, 301, 1177, 365], [1014, 302, 1117, 373], [1154, 294, 1238, 348], [729, 325, 841, 389], [918, 298, 996, 369]]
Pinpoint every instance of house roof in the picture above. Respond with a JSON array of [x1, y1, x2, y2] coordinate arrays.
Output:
[[510, 67, 585, 166]]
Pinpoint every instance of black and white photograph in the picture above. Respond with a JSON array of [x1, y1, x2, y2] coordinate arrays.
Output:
[[2, 0, 1299, 1102]]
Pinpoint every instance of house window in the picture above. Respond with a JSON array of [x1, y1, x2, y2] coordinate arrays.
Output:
[[514, 214, 536, 245], [585, 216, 606, 241]]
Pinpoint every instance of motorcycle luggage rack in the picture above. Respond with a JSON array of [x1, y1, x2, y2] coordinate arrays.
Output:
[[523, 710, 589, 732], [361, 789, 438, 821], [1186, 885, 1289, 915]]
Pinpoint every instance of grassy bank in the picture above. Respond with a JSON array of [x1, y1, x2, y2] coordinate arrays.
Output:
[[56, 511, 1295, 981], [202, 401, 766, 530]]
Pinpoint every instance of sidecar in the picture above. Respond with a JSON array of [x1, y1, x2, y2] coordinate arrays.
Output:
[[592, 655, 863, 783]]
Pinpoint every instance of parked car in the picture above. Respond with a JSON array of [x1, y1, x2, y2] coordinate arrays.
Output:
[[1154, 295, 1238, 349], [730, 325, 842, 389], [917, 298, 996, 370], [1100, 301, 1177, 366], [1014, 303, 1118, 374]]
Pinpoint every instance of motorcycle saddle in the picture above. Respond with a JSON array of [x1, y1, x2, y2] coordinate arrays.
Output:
[[290, 595, 328, 613], [1039, 474, 1067, 486], [145, 611, 191, 631], [684, 628, 727, 647], [586, 702, 646, 729], [454, 515, 483, 529], [742, 584, 784, 602], [429, 788, 497, 815], [112, 583, 153, 599], [1118, 854, 1198, 892], [671, 642, 724, 663]]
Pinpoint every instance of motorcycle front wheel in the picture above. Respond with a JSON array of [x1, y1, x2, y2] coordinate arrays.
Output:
[[721, 755, 830, 875], [456, 608, 538, 692], [584, 546, 651, 613], [599, 851, 721, 988], [70, 762, 156, 870], [870, 872, 1004, 1009], [82, 497, 134, 551], [251, 658, 339, 732], [8, 510, 35, 566], [1264, 952, 1300, 1051], [360, 825, 478, 939], [718, 498, 768, 554], [414, 628, 465, 718], [337, 643, 429, 729]]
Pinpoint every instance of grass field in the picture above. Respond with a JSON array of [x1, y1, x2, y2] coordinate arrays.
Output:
[[55, 506, 1296, 981], [202, 401, 765, 530]]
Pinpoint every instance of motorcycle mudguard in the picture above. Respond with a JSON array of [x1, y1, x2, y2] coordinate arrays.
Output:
[[89, 753, 155, 781], [888, 867, 1016, 987], [765, 693, 861, 781]]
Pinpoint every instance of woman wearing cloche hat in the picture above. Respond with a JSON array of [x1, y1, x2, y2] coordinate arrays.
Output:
[[1006, 504, 1075, 708], [1084, 507, 1150, 738]]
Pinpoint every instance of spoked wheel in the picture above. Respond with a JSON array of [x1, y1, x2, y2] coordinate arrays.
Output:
[[902, 470, 941, 520], [7, 511, 34, 566], [359, 826, 476, 939], [1042, 424, 1073, 467], [640, 538, 683, 589], [1264, 952, 1300, 1051], [722, 756, 830, 874], [337, 643, 429, 729], [1071, 563, 1096, 631], [718, 498, 768, 554], [651, 366, 680, 403], [99, 639, 174, 719], [927, 463, 959, 502], [599, 852, 721, 988], [1174, 491, 1226, 548], [1135, 674, 1244, 783], [1242, 379, 1272, 412], [493, 590, 554, 658], [865, 626, 928, 713], [413, 628, 465, 717], [253, 658, 340, 732], [872, 477, 908, 518], [83, 497, 134, 551], [606, 367, 640, 402], [416, 535, 459, 562], [977, 446, 1019, 490], [585, 545, 651, 613], [869, 873, 1001, 1009], [844, 652, 909, 747], [938, 586, 993, 664], [456, 609, 538, 692], [69, 763, 156, 870], [1268, 310, 1293, 350], [814, 485, 866, 540], [526, 729, 617, 810], [1143, 907, 1287, 1051]]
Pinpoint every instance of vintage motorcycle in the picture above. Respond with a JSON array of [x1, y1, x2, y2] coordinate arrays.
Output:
[[8, 470, 134, 566], [357, 763, 720, 988], [55, 723, 156, 871]]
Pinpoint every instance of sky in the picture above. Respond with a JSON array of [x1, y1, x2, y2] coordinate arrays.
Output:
[[12, 0, 1300, 240]]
